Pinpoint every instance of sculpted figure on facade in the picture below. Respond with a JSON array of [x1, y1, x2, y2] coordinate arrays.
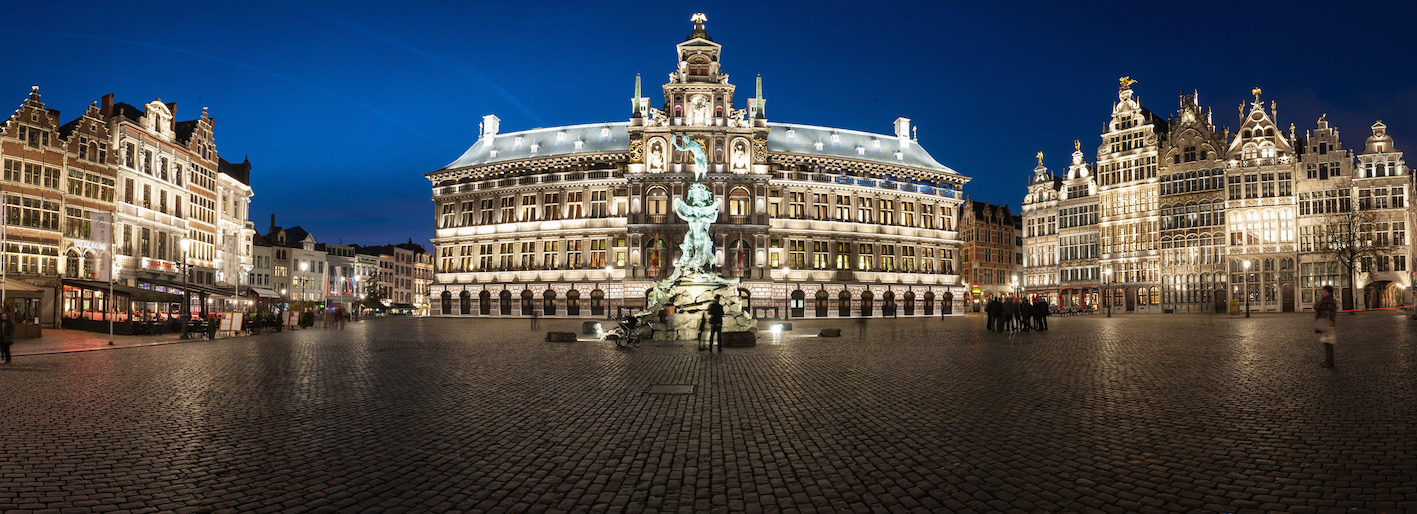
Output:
[[731, 139, 749, 171], [689, 95, 710, 126], [672, 134, 709, 180], [648, 139, 666, 172]]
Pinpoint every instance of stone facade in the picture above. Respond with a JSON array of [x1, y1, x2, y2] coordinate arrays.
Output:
[[1023, 82, 1410, 314], [427, 16, 971, 319]]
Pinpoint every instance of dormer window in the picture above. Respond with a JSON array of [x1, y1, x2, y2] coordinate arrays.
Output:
[[831, 133, 840, 143], [815, 141, 824, 151], [895, 152, 904, 161], [574, 140, 584, 150], [601, 127, 611, 137], [530, 143, 539, 153], [489, 150, 498, 158], [872, 139, 880, 149], [786, 129, 795, 138], [856, 146, 865, 156], [557, 132, 565, 141], [514, 136, 523, 145]]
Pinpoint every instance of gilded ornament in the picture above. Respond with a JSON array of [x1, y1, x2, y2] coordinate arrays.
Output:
[[752, 137, 767, 162], [1118, 76, 1137, 91], [629, 139, 644, 161]]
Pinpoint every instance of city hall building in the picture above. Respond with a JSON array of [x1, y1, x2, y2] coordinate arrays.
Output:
[[426, 15, 970, 318]]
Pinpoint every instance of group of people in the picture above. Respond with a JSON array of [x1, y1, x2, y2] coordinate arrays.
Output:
[[984, 296, 1050, 333]]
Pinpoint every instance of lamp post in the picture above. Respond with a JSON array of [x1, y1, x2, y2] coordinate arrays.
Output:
[[1243, 260, 1251, 318], [299, 261, 309, 325], [179, 238, 190, 337], [1104, 268, 1113, 317], [782, 266, 791, 319]]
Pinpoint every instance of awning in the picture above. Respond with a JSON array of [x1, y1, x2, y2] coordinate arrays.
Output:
[[251, 287, 281, 299], [1, 279, 44, 298], [65, 279, 184, 303]]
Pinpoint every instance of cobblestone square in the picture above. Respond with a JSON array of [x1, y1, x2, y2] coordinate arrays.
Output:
[[2, 313, 1415, 513]]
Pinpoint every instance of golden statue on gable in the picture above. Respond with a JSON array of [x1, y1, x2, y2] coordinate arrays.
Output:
[[1118, 76, 1137, 91]]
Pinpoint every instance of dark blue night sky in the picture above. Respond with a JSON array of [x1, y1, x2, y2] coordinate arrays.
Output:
[[4, 1, 1414, 249]]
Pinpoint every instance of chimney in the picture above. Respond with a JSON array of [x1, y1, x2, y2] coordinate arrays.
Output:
[[482, 114, 500, 140], [270, 214, 276, 234], [895, 117, 911, 148], [101, 93, 114, 117]]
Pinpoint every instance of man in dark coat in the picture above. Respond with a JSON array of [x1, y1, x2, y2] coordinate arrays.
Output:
[[988, 298, 1004, 332], [985, 297, 997, 332], [1001, 297, 1016, 332], [1025, 297, 1037, 334], [1034, 297, 1049, 330], [707, 295, 725, 352]]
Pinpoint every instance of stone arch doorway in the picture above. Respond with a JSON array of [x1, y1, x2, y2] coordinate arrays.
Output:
[[520, 290, 535, 315], [440, 291, 452, 315], [499, 290, 513, 315], [566, 290, 581, 316], [814, 290, 829, 317], [543, 289, 557, 316], [942, 291, 954, 315], [479, 290, 491, 315], [790, 289, 805, 318], [860, 291, 874, 317], [903, 291, 915, 316], [459, 290, 472, 315], [838, 290, 851, 317], [590, 289, 605, 316], [924, 291, 935, 316]]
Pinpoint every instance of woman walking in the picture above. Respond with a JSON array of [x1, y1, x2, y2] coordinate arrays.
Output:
[[1314, 285, 1337, 367]]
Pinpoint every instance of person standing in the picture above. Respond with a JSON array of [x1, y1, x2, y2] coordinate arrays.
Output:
[[1018, 299, 1033, 332], [1314, 285, 1337, 367], [1034, 297, 1049, 331], [1001, 297, 1016, 333], [985, 296, 997, 332], [1, 313, 14, 365], [707, 295, 725, 352]]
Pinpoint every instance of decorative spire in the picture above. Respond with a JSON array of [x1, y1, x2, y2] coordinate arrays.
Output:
[[754, 74, 764, 119], [630, 73, 642, 117], [688, 12, 709, 40]]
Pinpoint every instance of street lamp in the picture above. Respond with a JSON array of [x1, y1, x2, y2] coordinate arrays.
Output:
[[299, 261, 309, 324], [179, 238, 190, 338], [1243, 260, 1251, 318], [1104, 268, 1113, 317]]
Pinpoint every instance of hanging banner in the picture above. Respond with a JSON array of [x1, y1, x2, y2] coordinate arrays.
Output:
[[90, 212, 113, 282]]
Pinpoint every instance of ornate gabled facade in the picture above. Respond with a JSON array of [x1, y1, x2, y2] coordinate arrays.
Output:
[[1024, 80, 1412, 315], [427, 15, 971, 319], [1349, 121, 1408, 308], [1055, 142, 1100, 309], [1021, 153, 1060, 298], [1158, 91, 1228, 313], [1224, 89, 1298, 312], [1097, 78, 1168, 313]]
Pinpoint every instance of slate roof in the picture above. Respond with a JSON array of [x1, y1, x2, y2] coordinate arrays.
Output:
[[219, 156, 252, 186], [435, 121, 959, 175]]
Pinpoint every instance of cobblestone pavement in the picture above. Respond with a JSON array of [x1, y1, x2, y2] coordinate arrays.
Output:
[[1, 313, 1415, 513]]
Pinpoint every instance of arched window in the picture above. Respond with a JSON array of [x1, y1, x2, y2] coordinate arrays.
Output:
[[729, 238, 752, 269], [441, 290, 453, 315], [923, 291, 935, 316], [646, 187, 669, 216], [499, 290, 512, 315], [521, 290, 534, 315], [860, 291, 874, 317], [459, 290, 471, 315], [590, 289, 605, 316], [881, 291, 895, 316], [904, 291, 916, 316], [838, 290, 852, 317], [790, 289, 805, 317], [646, 238, 668, 269], [479, 290, 491, 315], [815, 290, 829, 317], [65, 250, 81, 278], [543, 289, 557, 316], [566, 290, 581, 316], [728, 188, 751, 217]]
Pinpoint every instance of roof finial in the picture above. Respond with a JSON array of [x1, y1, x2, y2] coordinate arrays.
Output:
[[1252, 87, 1262, 100], [1036, 151, 1044, 165], [1118, 76, 1137, 91], [1074, 139, 1081, 151]]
